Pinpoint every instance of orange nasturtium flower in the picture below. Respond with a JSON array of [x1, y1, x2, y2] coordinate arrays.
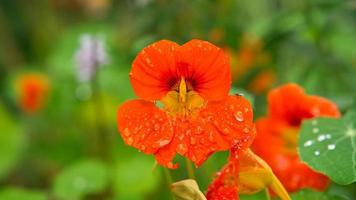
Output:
[[117, 39, 255, 168], [252, 83, 340, 192], [206, 147, 290, 200], [16, 73, 50, 114]]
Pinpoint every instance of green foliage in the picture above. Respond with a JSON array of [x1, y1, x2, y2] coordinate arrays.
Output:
[[53, 160, 109, 200], [0, 103, 24, 181], [0, 188, 46, 200], [291, 189, 333, 200], [299, 110, 356, 185], [112, 156, 161, 199]]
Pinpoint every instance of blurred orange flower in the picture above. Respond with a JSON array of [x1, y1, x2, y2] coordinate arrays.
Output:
[[247, 70, 276, 94], [16, 73, 50, 114], [229, 34, 275, 94], [252, 83, 340, 192], [117, 39, 255, 168]]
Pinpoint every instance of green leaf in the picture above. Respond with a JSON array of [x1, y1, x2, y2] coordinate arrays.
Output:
[[0, 103, 24, 180], [230, 88, 255, 107], [113, 156, 160, 199], [0, 187, 46, 200], [53, 160, 108, 200], [298, 110, 356, 185], [290, 189, 347, 200]]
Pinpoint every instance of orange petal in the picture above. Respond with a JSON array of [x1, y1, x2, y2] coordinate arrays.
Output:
[[206, 158, 239, 200], [252, 118, 330, 192], [117, 100, 174, 154], [177, 39, 231, 101], [156, 95, 255, 168], [238, 149, 291, 200], [268, 83, 340, 126], [130, 40, 179, 100]]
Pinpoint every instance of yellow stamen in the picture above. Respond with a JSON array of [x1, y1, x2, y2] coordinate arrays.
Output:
[[179, 77, 187, 103]]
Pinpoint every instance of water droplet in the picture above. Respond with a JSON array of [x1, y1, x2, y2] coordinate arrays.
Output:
[[154, 124, 160, 131], [186, 129, 192, 135], [325, 134, 332, 139], [158, 139, 170, 147], [208, 132, 214, 142], [200, 138, 206, 144], [141, 145, 146, 151], [127, 137, 133, 145], [197, 126, 202, 132], [177, 144, 188, 154], [327, 144, 336, 150], [304, 140, 313, 147], [312, 127, 319, 134], [123, 128, 130, 136], [244, 108, 249, 113], [223, 128, 230, 134], [191, 155, 197, 162], [167, 162, 174, 168], [178, 134, 185, 140], [314, 151, 320, 156], [234, 111, 244, 122], [243, 127, 249, 134], [190, 137, 196, 145], [317, 134, 326, 142], [312, 120, 318, 126]]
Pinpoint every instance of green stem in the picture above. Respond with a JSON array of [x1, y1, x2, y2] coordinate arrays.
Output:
[[185, 158, 196, 179], [265, 188, 271, 200], [163, 168, 176, 200]]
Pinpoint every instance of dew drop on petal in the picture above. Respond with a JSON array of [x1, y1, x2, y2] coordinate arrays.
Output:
[[244, 108, 249, 113], [123, 128, 130, 136], [327, 144, 336, 150], [127, 137, 133, 145], [304, 140, 313, 147], [158, 139, 170, 147], [314, 151, 320, 156], [312, 127, 319, 134], [190, 137, 196, 145], [191, 155, 197, 162], [200, 138, 206, 144], [243, 127, 249, 134], [167, 162, 174, 168], [234, 111, 244, 122], [208, 132, 214, 142], [141, 145, 146, 151], [177, 144, 188, 154], [178, 134, 185, 141], [154, 124, 160, 131]]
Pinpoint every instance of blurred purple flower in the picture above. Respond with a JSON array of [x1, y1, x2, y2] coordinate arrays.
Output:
[[75, 34, 109, 82]]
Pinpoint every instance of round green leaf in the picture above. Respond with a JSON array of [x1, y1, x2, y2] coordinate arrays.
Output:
[[298, 110, 356, 185], [0, 104, 24, 180], [290, 189, 346, 200], [0, 187, 46, 200], [53, 160, 108, 200], [113, 156, 160, 199]]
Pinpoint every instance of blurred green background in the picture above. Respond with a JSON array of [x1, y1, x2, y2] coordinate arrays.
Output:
[[0, 0, 355, 200]]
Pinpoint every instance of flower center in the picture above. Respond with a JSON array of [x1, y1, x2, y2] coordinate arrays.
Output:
[[161, 77, 205, 116]]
